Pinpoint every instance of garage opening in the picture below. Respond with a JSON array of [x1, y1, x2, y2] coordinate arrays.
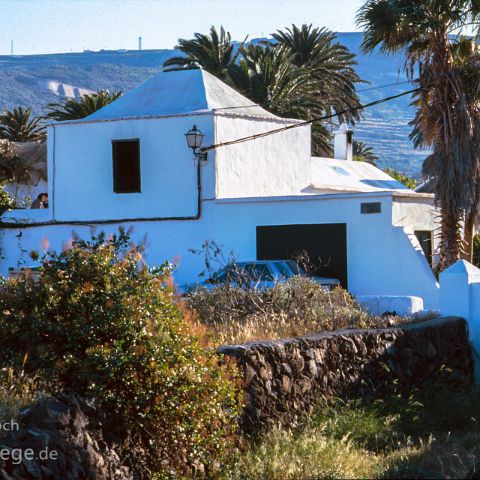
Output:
[[256, 223, 348, 288]]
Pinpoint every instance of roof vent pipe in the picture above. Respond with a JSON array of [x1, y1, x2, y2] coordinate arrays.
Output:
[[334, 123, 353, 161]]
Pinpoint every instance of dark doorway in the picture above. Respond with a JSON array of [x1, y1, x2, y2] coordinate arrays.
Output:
[[415, 230, 433, 267], [256, 223, 348, 287]]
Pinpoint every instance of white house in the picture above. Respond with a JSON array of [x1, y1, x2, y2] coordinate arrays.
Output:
[[0, 68, 440, 309]]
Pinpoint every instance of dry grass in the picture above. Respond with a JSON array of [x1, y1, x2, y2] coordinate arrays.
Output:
[[230, 426, 382, 479], [0, 366, 53, 438], [228, 385, 480, 479], [186, 277, 408, 345]]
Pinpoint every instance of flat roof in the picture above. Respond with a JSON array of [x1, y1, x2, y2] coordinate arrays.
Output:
[[309, 157, 410, 194]]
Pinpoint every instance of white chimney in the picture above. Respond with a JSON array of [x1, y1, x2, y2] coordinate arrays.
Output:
[[334, 123, 353, 161]]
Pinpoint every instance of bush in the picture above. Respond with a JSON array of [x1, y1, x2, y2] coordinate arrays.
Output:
[[0, 229, 241, 478], [186, 276, 380, 345]]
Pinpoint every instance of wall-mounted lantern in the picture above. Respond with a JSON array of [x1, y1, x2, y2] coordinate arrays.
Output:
[[185, 125, 208, 162]]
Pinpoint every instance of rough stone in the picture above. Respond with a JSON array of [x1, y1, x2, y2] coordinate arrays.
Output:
[[0, 396, 132, 480], [281, 375, 292, 394], [244, 364, 256, 385], [220, 317, 473, 434]]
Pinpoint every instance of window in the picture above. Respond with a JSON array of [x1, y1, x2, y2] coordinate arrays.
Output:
[[361, 202, 382, 214], [112, 139, 140, 193]]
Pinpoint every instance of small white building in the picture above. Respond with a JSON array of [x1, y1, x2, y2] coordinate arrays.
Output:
[[0, 68, 440, 309]]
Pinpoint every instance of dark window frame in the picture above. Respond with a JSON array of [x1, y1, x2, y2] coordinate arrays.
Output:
[[361, 202, 382, 214], [112, 138, 141, 194]]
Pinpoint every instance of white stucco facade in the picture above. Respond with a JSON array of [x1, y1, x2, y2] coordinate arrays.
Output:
[[0, 68, 440, 310]]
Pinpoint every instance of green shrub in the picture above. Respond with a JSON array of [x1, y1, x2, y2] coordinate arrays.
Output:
[[0, 229, 241, 478], [384, 168, 417, 189]]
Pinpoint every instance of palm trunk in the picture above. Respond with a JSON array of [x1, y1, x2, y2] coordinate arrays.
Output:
[[438, 210, 462, 272], [463, 211, 475, 263]]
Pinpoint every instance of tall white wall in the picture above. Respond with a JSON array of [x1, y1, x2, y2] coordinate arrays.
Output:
[[214, 115, 311, 198], [392, 196, 437, 230], [0, 192, 439, 310], [48, 114, 216, 222]]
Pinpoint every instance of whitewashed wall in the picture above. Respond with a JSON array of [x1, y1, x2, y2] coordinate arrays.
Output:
[[0, 191, 439, 310], [392, 195, 437, 230], [215, 115, 311, 198], [48, 114, 215, 222]]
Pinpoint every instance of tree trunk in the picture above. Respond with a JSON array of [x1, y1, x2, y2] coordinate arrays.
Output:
[[463, 211, 475, 264], [438, 210, 462, 272]]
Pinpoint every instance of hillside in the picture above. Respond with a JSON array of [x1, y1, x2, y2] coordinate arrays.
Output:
[[0, 33, 425, 177]]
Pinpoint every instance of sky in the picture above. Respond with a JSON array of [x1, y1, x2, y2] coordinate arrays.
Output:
[[0, 0, 365, 55]]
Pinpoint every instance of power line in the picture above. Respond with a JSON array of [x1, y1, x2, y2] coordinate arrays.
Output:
[[201, 78, 419, 114], [201, 86, 422, 153], [209, 80, 416, 112], [356, 79, 413, 93]]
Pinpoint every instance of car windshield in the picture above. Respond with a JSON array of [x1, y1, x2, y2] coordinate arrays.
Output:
[[273, 261, 295, 278], [241, 263, 274, 281]]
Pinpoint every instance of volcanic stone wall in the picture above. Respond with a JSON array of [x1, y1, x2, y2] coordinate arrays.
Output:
[[219, 316, 473, 433]]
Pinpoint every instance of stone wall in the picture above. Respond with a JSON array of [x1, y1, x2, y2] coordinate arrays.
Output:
[[219, 316, 473, 433], [0, 396, 131, 480]]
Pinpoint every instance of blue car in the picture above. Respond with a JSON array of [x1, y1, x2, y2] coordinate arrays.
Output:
[[183, 260, 340, 292]]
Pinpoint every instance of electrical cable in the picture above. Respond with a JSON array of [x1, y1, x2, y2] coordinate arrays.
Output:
[[201, 86, 422, 153]]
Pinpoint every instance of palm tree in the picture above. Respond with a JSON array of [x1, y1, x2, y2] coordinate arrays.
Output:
[[228, 44, 312, 116], [45, 90, 122, 121], [228, 43, 333, 154], [352, 140, 378, 165], [436, 38, 480, 262], [164, 25, 363, 156], [0, 107, 45, 142], [272, 24, 326, 67], [163, 26, 245, 80], [357, 0, 480, 270], [272, 24, 363, 128]]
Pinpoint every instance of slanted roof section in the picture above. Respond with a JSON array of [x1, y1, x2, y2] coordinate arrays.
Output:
[[308, 157, 410, 193], [86, 68, 278, 120]]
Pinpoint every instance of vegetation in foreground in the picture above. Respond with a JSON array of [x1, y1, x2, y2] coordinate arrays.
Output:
[[0, 231, 476, 480], [186, 277, 405, 346], [0, 229, 241, 479], [230, 384, 480, 479]]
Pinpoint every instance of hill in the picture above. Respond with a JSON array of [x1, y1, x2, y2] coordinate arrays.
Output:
[[0, 34, 425, 177]]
